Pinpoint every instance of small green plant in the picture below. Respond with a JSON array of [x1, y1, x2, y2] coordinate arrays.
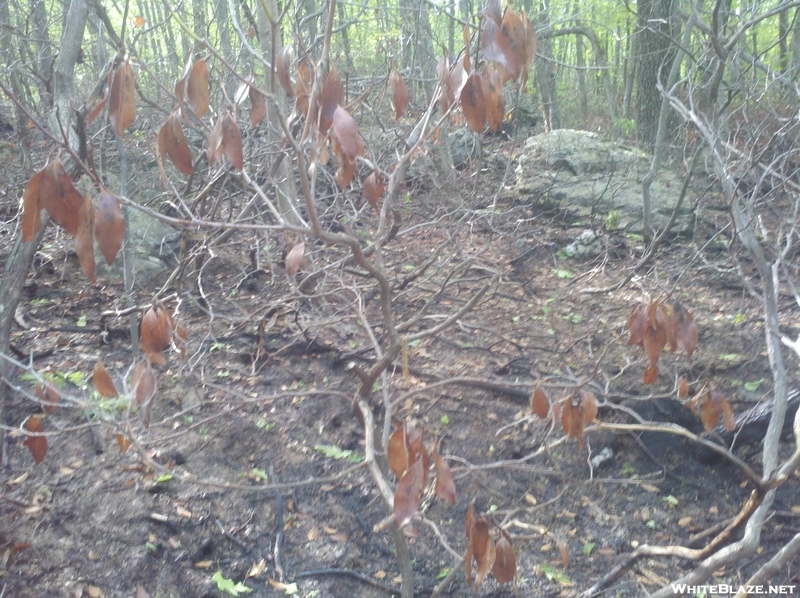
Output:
[[604, 209, 619, 231], [538, 563, 571, 584], [614, 117, 636, 136], [211, 570, 252, 596], [314, 445, 362, 463], [552, 268, 574, 279]]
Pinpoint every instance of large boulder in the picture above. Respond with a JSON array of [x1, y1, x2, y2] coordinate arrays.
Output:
[[516, 130, 694, 234]]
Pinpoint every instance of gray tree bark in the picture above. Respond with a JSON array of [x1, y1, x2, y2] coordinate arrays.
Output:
[[634, 0, 675, 151], [49, 0, 89, 149], [1, 0, 89, 463], [0, 0, 31, 162], [535, 0, 560, 131]]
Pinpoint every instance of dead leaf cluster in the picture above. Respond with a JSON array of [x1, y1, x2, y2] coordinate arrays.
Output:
[[628, 299, 698, 384], [388, 424, 455, 528]]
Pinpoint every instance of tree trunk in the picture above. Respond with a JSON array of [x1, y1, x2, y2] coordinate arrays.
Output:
[[257, 0, 301, 227], [30, 0, 54, 108], [193, 0, 206, 40], [634, 0, 675, 151], [400, 0, 436, 97], [573, 4, 588, 121], [535, 0, 559, 131], [50, 0, 88, 149], [1, 0, 89, 463], [791, 8, 800, 82], [0, 0, 31, 162]]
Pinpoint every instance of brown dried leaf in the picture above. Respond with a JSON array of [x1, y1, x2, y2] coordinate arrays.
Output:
[[551, 399, 563, 428], [465, 503, 475, 539], [319, 68, 344, 136], [108, 59, 136, 136], [531, 385, 550, 419], [249, 85, 267, 128], [470, 519, 496, 591], [522, 12, 537, 70], [94, 190, 125, 265], [561, 396, 585, 450], [687, 389, 704, 415], [721, 393, 736, 431], [23, 414, 47, 465], [492, 530, 515, 585], [363, 172, 385, 209], [75, 193, 96, 283], [158, 112, 194, 175], [285, 242, 305, 277], [390, 69, 408, 120], [296, 61, 312, 117], [700, 390, 723, 432], [581, 389, 598, 424], [405, 427, 430, 488], [136, 586, 150, 598], [116, 433, 132, 453], [460, 72, 486, 133], [186, 60, 209, 118], [174, 322, 188, 360], [221, 113, 244, 170], [22, 170, 44, 243], [87, 94, 107, 125], [678, 375, 690, 398], [643, 364, 658, 385], [642, 312, 668, 367], [331, 106, 364, 162], [556, 537, 569, 569], [276, 45, 294, 95], [131, 362, 157, 427], [449, 59, 468, 101], [39, 158, 84, 236], [673, 301, 697, 358], [501, 8, 528, 82], [334, 156, 356, 190], [482, 17, 516, 80], [140, 305, 172, 365], [480, 64, 506, 132], [93, 361, 118, 398], [35, 382, 59, 414], [393, 456, 424, 527], [387, 426, 408, 478], [207, 115, 224, 165], [627, 305, 648, 346], [432, 443, 456, 505]]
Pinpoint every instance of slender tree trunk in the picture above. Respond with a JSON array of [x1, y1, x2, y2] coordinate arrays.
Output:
[[635, 0, 675, 151], [50, 0, 88, 150], [0, 0, 31, 162], [193, 0, 206, 40], [337, 0, 355, 74], [535, 0, 559, 130], [0, 0, 87, 464], [780, 8, 789, 73], [31, 0, 54, 109], [258, 0, 301, 227], [623, 20, 634, 119], [790, 7, 800, 86], [573, 4, 588, 121]]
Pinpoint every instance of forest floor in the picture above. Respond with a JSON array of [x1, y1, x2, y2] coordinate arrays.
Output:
[[0, 126, 799, 598]]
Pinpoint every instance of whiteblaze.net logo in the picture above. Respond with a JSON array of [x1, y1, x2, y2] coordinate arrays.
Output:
[[670, 585, 797, 595]]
